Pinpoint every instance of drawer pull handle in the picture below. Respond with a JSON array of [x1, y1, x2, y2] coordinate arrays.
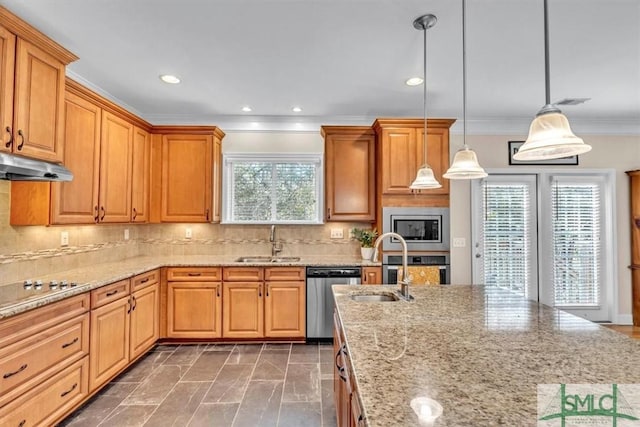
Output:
[[216, 284, 220, 298], [60, 382, 78, 398], [61, 337, 79, 349], [3, 364, 27, 379], [188, 272, 202, 277], [18, 420, 25, 427], [106, 290, 118, 297], [140, 277, 150, 284], [4, 126, 12, 148], [16, 129, 24, 150]]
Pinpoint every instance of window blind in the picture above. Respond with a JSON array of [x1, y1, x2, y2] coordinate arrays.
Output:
[[482, 182, 531, 297], [551, 180, 601, 307]]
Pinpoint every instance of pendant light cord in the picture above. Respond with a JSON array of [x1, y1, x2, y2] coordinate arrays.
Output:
[[422, 20, 428, 166], [462, 0, 468, 149], [543, 0, 551, 106]]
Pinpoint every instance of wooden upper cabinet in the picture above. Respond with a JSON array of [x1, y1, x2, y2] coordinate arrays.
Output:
[[131, 126, 150, 223], [161, 133, 213, 222], [417, 126, 450, 195], [211, 135, 223, 223], [0, 26, 15, 153], [50, 91, 101, 224], [322, 126, 375, 222], [99, 111, 133, 223], [379, 127, 420, 195]]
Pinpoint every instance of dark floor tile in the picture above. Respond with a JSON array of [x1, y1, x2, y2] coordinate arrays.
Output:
[[181, 350, 230, 382], [150, 344, 180, 353], [252, 351, 289, 380], [100, 404, 157, 427], [113, 351, 169, 383], [321, 379, 337, 427], [162, 344, 207, 365], [290, 343, 319, 363], [318, 342, 333, 351], [206, 343, 237, 352], [122, 364, 185, 405], [143, 382, 210, 426], [58, 382, 138, 426], [227, 344, 262, 364], [283, 363, 321, 402], [202, 364, 253, 403], [233, 381, 283, 427], [279, 401, 323, 427], [320, 363, 334, 380], [188, 403, 239, 427], [263, 343, 292, 352]]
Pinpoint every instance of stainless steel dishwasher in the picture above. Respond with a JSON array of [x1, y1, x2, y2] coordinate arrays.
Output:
[[306, 266, 361, 341]]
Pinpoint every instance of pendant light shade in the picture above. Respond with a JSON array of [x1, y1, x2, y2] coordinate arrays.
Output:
[[513, 0, 591, 162], [443, 0, 487, 180], [409, 13, 441, 191]]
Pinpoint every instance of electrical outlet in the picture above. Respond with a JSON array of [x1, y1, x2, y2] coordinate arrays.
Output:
[[185, 228, 192, 239], [124, 229, 130, 241], [330, 228, 344, 239], [453, 237, 466, 248], [60, 231, 69, 247]]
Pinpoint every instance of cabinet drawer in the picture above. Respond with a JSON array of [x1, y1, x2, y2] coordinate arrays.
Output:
[[167, 267, 222, 282], [223, 267, 263, 282], [0, 356, 88, 427], [131, 269, 159, 291], [0, 293, 89, 348], [0, 313, 89, 408], [264, 267, 305, 282], [91, 279, 130, 309]]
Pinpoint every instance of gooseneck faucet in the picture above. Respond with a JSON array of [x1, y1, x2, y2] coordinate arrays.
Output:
[[270, 225, 283, 257], [373, 232, 412, 301]]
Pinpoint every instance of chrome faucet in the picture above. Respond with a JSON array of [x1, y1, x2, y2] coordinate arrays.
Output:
[[373, 232, 412, 301], [270, 225, 283, 257]]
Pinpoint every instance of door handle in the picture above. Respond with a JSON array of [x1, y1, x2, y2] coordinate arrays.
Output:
[[4, 126, 12, 148], [16, 129, 24, 150]]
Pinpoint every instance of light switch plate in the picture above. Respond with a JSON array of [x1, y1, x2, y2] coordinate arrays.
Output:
[[330, 228, 344, 239], [185, 228, 192, 239], [60, 231, 69, 247], [453, 237, 466, 248]]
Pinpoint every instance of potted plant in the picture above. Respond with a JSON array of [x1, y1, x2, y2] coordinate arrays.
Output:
[[352, 228, 378, 260]]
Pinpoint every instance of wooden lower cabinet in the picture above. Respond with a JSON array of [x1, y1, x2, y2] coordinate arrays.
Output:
[[167, 281, 222, 338], [0, 357, 89, 427], [361, 267, 382, 285], [264, 281, 305, 338], [130, 281, 159, 359], [334, 310, 364, 427], [223, 282, 264, 339]]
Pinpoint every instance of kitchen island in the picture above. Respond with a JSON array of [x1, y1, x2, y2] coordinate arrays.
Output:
[[333, 284, 640, 426]]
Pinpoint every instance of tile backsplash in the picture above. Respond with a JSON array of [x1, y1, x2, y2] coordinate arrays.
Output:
[[0, 181, 366, 284]]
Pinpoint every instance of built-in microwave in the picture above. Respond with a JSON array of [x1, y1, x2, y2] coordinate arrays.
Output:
[[382, 207, 450, 252]]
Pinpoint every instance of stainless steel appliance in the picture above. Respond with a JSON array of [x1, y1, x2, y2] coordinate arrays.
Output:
[[382, 254, 450, 285], [382, 207, 450, 252], [306, 266, 361, 341]]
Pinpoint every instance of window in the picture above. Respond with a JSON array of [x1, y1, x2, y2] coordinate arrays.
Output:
[[222, 154, 323, 224]]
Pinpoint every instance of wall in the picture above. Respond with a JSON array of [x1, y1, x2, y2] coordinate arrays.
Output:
[[448, 133, 640, 323]]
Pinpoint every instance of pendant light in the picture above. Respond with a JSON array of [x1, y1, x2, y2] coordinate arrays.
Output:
[[513, 0, 591, 161], [443, 0, 487, 180], [410, 14, 442, 190]]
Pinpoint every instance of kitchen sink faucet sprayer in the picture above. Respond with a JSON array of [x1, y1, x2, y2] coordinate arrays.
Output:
[[270, 225, 283, 257], [373, 232, 413, 301]]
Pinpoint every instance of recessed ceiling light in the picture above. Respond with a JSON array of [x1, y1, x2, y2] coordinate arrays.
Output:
[[242, 106, 253, 112], [406, 77, 423, 86], [292, 106, 302, 113], [159, 74, 181, 84]]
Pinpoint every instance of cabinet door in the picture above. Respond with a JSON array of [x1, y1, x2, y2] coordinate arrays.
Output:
[[325, 131, 375, 221], [222, 282, 264, 339], [89, 296, 130, 391], [130, 282, 159, 360], [13, 38, 65, 162], [361, 267, 382, 285], [0, 26, 15, 153], [380, 128, 420, 195], [99, 111, 133, 223], [50, 92, 101, 224], [131, 126, 150, 222], [417, 127, 450, 195], [161, 134, 213, 222], [264, 281, 305, 338], [167, 282, 222, 338], [212, 134, 222, 223]]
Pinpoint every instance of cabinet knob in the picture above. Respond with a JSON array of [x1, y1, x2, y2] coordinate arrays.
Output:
[[4, 126, 12, 148], [16, 129, 24, 150]]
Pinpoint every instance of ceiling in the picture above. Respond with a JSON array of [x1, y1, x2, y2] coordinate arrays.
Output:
[[2, 0, 639, 134]]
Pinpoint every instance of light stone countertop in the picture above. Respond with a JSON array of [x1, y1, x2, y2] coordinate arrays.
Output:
[[0, 255, 379, 319], [333, 284, 640, 426]]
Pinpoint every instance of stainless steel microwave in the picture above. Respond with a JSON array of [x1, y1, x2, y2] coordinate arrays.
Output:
[[381, 207, 450, 251]]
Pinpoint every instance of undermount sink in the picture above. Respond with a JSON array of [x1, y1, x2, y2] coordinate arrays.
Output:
[[350, 293, 399, 302], [235, 256, 301, 263]]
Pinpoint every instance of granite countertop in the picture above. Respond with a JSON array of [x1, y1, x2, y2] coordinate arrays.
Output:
[[333, 284, 640, 426], [0, 255, 379, 319]]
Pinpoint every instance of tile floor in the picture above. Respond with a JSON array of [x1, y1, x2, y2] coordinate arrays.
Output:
[[59, 343, 337, 427]]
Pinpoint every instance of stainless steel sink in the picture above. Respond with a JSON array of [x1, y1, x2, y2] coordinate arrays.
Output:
[[235, 256, 301, 263], [350, 293, 399, 302]]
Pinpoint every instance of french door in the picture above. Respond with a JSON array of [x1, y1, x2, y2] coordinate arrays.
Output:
[[472, 172, 613, 322]]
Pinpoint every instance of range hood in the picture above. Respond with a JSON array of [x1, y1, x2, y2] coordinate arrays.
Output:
[[0, 152, 73, 182]]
